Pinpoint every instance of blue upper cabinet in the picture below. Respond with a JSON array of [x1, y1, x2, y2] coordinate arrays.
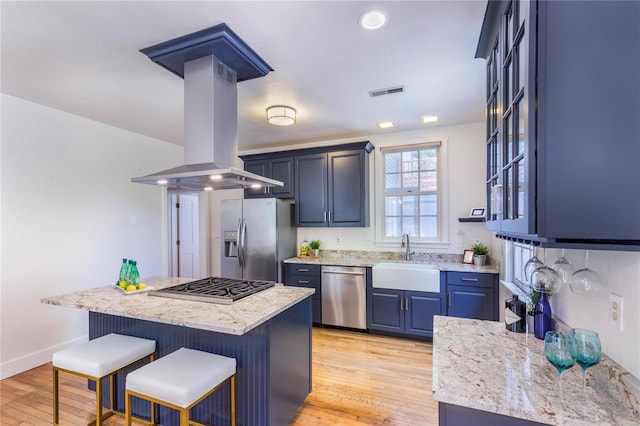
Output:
[[294, 142, 373, 227], [242, 156, 295, 199], [476, 0, 640, 250]]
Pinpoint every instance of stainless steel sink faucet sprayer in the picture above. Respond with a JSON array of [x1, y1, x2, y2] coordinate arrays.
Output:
[[401, 234, 415, 261]]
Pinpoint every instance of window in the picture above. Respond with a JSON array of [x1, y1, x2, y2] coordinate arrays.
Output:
[[381, 143, 441, 240], [505, 240, 533, 292]]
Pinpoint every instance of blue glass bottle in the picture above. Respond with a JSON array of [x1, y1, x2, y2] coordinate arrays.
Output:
[[534, 287, 554, 340]]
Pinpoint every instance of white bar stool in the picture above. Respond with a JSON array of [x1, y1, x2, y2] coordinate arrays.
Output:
[[125, 347, 237, 426], [52, 333, 156, 426]]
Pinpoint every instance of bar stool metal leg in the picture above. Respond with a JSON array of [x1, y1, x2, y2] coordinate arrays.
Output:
[[53, 367, 60, 425], [231, 374, 236, 426]]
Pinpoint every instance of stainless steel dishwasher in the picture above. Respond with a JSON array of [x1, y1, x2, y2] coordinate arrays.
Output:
[[321, 265, 367, 329]]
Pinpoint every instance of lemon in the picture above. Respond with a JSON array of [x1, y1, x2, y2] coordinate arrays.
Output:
[[126, 285, 137, 292], [119, 280, 127, 288], [138, 283, 147, 290]]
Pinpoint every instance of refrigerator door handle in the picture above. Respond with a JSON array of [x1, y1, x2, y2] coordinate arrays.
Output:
[[240, 218, 247, 270], [236, 218, 243, 269]]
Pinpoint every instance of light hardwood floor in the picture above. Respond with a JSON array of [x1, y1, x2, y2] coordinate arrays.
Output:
[[1, 327, 437, 425]]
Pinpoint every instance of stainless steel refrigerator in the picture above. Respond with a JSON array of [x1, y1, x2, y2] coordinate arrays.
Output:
[[220, 198, 296, 283]]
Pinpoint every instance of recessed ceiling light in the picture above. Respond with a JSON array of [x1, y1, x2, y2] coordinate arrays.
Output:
[[210, 175, 223, 180], [203, 186, 213, 191], [251, 184, 262, 189], [156, 179, 168, 185], [360, 10, 387, 30], [377, 121, 394, 129], [422, 115, 439, 123]]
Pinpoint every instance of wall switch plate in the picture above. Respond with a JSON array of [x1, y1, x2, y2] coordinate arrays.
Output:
[[336, 237, 341, 244], [609, 293, 623, 332]]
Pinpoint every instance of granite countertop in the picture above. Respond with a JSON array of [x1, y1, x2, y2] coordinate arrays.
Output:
[[284, 250, 500, 274], [432, 316, 640, 425], [41, 276, 314, 336]]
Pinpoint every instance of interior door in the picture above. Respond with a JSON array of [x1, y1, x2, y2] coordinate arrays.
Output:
[[170, 193, 199, 278], [177, 194, 199, 278]]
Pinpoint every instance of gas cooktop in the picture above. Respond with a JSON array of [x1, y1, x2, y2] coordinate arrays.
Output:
[[148, 277, 275, 305]]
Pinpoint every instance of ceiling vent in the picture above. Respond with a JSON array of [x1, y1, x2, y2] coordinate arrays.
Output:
[[368, 86, 404, 97]]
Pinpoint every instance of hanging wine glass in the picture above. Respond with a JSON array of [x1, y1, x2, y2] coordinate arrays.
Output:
[[523, 246, 544, 285], [552, 249, 575, 285], [570, 251, 605, 296], [531, 248, 562, 294]]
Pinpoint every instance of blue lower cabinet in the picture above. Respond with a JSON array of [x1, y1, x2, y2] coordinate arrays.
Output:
[[446, 272, 498, 321], [367, 288, 443, 338], [406, 292, 443, 337], [368, 288, 404, 333], [285, 263, 322, 324]]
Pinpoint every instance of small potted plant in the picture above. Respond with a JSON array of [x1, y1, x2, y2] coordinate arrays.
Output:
[[471, 242, 489, 266], [309, 240, 321, 257]]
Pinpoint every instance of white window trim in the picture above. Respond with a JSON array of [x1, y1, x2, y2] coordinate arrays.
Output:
[[373, 136, 449, 249]]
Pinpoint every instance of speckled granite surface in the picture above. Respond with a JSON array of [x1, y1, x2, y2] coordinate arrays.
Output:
[[433, 316, 640, 425], [284, 250, 500, 274], [41, 276, 314, 336]]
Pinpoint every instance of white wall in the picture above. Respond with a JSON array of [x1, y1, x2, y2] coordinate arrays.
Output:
[[494, 242, 640, 379], [288, 122, 494, 255], [0, 94, 182, 379]]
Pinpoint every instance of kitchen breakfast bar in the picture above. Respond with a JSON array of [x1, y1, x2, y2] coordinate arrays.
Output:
[[41, 277, 315, 426]]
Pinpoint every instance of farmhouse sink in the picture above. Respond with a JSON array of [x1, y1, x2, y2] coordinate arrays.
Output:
[[372, 262, 441, 292]]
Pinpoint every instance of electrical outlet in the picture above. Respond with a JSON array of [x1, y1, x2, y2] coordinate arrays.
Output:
[[609, 293, 623, 332], [337, 237, 342, 244]]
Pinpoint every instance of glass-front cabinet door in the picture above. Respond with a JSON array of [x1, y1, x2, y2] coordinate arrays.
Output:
[[499, 0, 534, 235], [481, 0, 536, 235]]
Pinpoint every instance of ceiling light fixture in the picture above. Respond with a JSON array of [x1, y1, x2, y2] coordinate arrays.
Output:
[[266, 105, 296, 126], [377, 121, 394, 129], [204, 186, 213, 191], [360, 10, 387, 30], [157, 179, 168, 185], [210, 175, 223, 180], [422, 115, 439, 123], [251, 184, 262, 189]]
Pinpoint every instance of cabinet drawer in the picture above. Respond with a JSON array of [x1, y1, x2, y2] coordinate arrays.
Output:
[[287, 264, 321, 276], [447, 272, 494, 288], [287, 274, 320, 299]]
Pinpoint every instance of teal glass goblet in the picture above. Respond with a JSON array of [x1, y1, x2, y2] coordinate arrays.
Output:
[[569, 328, 602, 391], [544, 331, 576, 403]]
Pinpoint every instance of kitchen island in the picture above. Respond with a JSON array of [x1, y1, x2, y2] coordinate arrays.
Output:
[[41, 277, 315, 426], [433, 316, 640, 425]]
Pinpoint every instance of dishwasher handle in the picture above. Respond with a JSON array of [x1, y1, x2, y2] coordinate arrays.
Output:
[[321, 270, 365, 276]]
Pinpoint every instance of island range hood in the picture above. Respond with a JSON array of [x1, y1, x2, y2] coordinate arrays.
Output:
[[132, 24, 283, 191]]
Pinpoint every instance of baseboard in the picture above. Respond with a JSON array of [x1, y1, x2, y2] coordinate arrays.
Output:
[[0, 335, 88, 380]]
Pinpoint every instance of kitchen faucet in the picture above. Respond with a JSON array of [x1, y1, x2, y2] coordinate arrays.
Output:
[[401, 234, 415, 261]]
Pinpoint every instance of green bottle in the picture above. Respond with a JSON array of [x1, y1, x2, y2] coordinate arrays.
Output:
[[119, 258, 128, 282], [126, 259, 134, 284], [130, 261, 140, 286]]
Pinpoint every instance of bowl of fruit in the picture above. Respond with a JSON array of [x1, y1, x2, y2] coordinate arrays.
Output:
[[115, 280, 153, 295]]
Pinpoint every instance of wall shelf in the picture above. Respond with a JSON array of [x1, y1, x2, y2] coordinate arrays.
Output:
[[458, 217, 485, 223]]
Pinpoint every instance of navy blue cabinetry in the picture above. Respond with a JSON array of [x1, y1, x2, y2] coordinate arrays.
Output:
[[367, 274, 445, 339], [368, 288, 404, 334], [295, 147, 371, 227], [242, 156, 295, 199], [285, 263, 322, 324], [477, 0, 640, 250], [446, 272, 498, 321]]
